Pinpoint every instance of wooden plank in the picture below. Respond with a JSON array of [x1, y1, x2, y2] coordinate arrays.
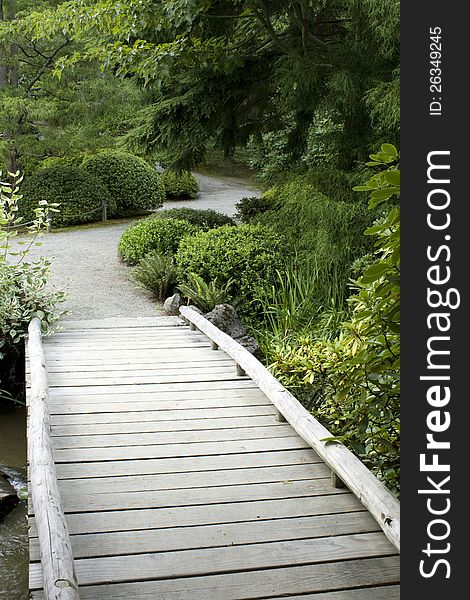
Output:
[[49, 388, 266, 406], [27, 318, 79, 600], [48, 380, 259, 397], [30, 531, 396, 588], [50, 424, 295, 449], [44, 364, 236, 376], [53, 437, 310, 463], [30, 512, 378, 561], [51, 405, 277, 426], [43, 340, 210, 350], [30, 493, 364, 537], [32, 356, 234, 372], [30, 556, 400, 599], [46, 372, 249, 387], [274, 589, 400, 600], [180, 306, 401, 552], [50, 396, 270, 415], [53, 317, 183, 330], [50, 415, 284, 436], [55, 449, 320, 479], [46, 478, 348, 514], [54, 463, 331, 495]]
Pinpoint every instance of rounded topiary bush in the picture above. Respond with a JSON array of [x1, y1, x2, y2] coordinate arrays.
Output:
[[84, 151, 165, 217], [118, 218, 197, 265], [161, 170, 199, 199], [154, 208, 234, 230], [176, 224, 288, 311], [20, 165, 114, 227]]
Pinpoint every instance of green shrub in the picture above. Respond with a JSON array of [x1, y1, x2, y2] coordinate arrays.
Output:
[[259, 179, 373, 310], [154, 207, 234, 229], [176, 224, 288, 313], [161, 170, 199, 199], [178, 273, 233, 312], [118, 217, 197, 265], [20, 165, 113, 227], [1, 173, 65, 402], [266, 144, 400, 494], [131, 252, 177, 299], [234, 195, 278, 223], [84, 151, 165, 217]]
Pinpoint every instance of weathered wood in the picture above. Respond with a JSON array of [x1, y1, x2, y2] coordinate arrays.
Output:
[[37, 478, 347, 514], [27, 318, 80, 599], [50, 424, 296, 449], [30, 511, 378, 560], [331, 471, 345, 489], [30, 556, 400, 599], [51, 463, 332, 495], [53, 317, 183, 330], [30, 531, 395, 589], [50, 395, 271, 415], [51, 405, 276, 426], [53, 436, 310, 463], [275, 408, 286, 422], [211, 340, 219, 350], [55, 448, 320, 479], [30, 493, 363, 537], [180, 306, 400, 552], [50, 415, 284, 436]]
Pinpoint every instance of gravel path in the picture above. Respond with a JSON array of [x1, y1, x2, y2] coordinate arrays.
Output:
[[20, 173, 259, 321]]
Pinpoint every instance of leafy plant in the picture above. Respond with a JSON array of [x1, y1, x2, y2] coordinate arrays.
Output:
[[20, 165, 113, 228], [118, 217, 197, 265], [266, 144, 400, 494], [178, 273, 233, 312], [84, 151, 165, 217], [176, 224, 288, 314], [234, 195, 278, 223], [131, 252, 177, 300], [154, 207, 234, 230], [1, 171, 65, 401], [161, 170, 199, 199]]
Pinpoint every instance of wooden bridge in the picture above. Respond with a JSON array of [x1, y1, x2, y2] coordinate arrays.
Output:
[[26, 308, 400, 599]]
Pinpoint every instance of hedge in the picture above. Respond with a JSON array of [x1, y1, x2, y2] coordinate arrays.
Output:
[[84, 151, 165, 217], [20, 165, 113, 227], [175, 224, 288, 312], [118, 217, 197, 265], [161, 170, 199, 199]]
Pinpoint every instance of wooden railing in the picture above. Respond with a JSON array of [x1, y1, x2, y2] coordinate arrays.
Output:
[[27, 318, 80, 599], [180, 306, 400, 552]]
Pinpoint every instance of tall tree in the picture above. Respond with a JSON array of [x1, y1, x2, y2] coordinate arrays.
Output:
[[0, 0, 143, 174], [10, 0, 399, 169]]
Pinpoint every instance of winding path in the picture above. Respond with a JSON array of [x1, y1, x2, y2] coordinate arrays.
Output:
[[23, 173, 259, 321]]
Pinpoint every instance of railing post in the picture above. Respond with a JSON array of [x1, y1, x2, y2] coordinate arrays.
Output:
[[102, 200, 108, 222]]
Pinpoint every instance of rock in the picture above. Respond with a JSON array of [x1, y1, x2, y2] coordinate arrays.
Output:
[[0, 473, 19, 519], [204, 304, 262, 359], [163, 293, 182, 315]]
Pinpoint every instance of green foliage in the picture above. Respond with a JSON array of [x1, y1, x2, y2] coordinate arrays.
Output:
[[235, 195, 278, 223], [130, 252, 177, 300], [266, 144, 400, 493], [154, 207, 234, 230], [84, 151, 165, 217], [175, 224, 288, 314], [1, 171, 65, 401], [118, 217, 196, 265], [258, 177, 373, 310], [178, 273, 233, 313], [16, 0, 399, 171], [20, 165, 113, 227], [161, 170, 199, 199]]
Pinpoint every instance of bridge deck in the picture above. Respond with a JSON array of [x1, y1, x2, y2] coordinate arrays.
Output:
[[28, 317, 399, 599]]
